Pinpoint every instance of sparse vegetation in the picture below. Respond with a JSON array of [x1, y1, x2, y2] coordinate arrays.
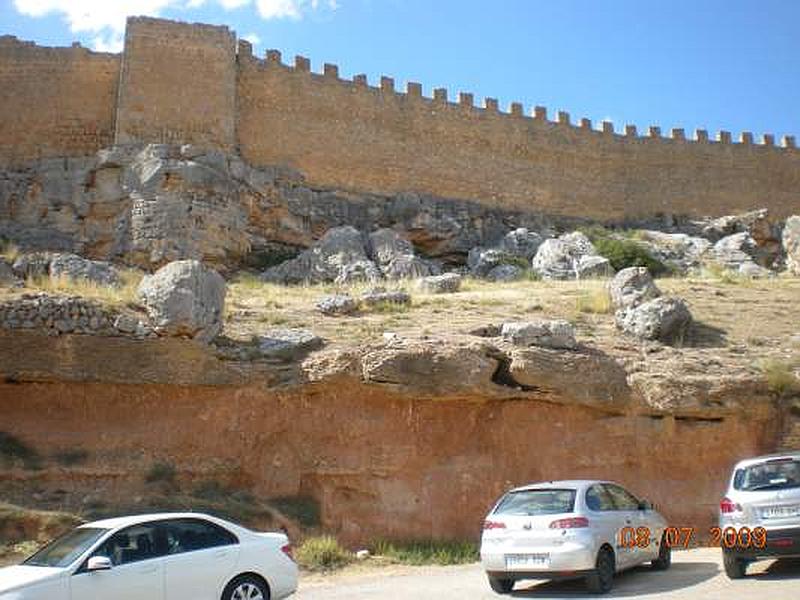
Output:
[[0, 239, 20, 263], [576, 287, 613, 314], [24, 269, 143, 307], [760, 359, 800, 397], [144, 461, 177, 484], [296, 535, 353, 571], [370, 539, 479, 566]]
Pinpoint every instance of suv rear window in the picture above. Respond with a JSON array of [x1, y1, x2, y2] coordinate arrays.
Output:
[[494, 489, 576, 516], [734, 459, 800, 491]]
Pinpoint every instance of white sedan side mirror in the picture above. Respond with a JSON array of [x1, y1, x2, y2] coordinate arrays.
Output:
[[87, 556, 113, 572]]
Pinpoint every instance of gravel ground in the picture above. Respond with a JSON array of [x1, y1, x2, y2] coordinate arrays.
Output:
[[296, 548, 800, 599]]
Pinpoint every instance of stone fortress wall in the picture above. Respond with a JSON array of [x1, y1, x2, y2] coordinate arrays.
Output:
[[1, 16, 799, 221]]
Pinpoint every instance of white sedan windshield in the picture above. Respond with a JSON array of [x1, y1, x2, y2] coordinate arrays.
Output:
[[23, 527, 109, 568]]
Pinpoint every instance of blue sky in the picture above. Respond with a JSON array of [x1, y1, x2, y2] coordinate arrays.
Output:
[[2, 0, 798, 140]]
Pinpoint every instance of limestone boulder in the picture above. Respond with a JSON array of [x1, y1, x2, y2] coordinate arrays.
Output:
[[498, 228, 544, 260], [531, 232, 612, 280], [609, 267, 661, 310], [712, 232, 761, 271], [381, 255, 439, 280], [334, 260, 382, 285], [263, 226, 374, 285], [12, 252, 57, 279], [49, 253, 120, 287], [416, 273, 461, 294], [360, 289, 411, 308], [257, 328, 324, 361], [501, 320, 577, 350], [633, 231, 711, 274], [784, 215, 800, 275], [137, 260, 226, 343], [467, 248, 511, 278], [316, 294, 358, 316], [486, 264, 524, 282], [367, 228, 414, 267], [615, 296, 692, 343]]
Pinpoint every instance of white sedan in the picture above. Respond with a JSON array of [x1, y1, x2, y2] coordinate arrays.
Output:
[[481, 480, 671, 594], [0, 512, 297, 600]]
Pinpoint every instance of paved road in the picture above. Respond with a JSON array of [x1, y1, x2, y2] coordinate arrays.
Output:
[[296, 548, 800, 599]]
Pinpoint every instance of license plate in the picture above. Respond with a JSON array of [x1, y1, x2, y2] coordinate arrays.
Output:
[[762, 505, 800, 519], [505, 553, 550, 569]]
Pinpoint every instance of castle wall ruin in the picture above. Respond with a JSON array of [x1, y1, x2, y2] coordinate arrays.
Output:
[[1, 16, 798, 221]]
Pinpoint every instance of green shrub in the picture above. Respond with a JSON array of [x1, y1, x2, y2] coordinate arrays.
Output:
[[593, 237, 667, 275], [296, 535, 352, 571], [370, 539, 479, 566], [760, 359, 800, 397], [144, 461, 176, 484]]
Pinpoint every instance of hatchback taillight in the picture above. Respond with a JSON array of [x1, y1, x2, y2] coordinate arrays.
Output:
[[281, 543, 294, 561], [549, 517, 589, 529], [720, 497, 742, 514], [483, 520, 507, 530]]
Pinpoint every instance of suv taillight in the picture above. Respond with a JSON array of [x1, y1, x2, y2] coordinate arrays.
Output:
[[281, 543, 294, 561], [720, 497, 742, 514], [483, 520, 507, 530], [549, 517, 589, 529]]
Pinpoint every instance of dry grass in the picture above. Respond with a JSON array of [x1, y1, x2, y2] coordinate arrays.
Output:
[[23, 270, 143, 308], [0, 240, 20, 263]]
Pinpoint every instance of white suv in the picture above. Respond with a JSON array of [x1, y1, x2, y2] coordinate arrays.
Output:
[[720, 452, 800, 578]]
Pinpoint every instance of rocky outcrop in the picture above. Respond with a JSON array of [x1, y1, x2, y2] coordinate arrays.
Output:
[[137, 260, 226, 343], [467, 227, 542, 279], [784, 216, 800, 276], [531, 232, 613, 280], [711, 232, 772, 276], [0, 259, 21, 287]]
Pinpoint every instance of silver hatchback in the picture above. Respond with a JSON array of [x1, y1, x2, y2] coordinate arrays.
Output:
[[720, 452, 800, 578], [480, 480, 670, 595]]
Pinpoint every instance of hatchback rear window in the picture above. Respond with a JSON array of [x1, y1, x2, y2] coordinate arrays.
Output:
[[734, 459, 800, 491], [494, 489, 576, 516]]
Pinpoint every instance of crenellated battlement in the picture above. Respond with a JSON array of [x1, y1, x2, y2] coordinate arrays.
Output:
[[1, 16, 798, 220], [236, 42, 795, 152]]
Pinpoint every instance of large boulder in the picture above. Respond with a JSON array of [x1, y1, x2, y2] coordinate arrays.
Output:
[[137, 260, 226, 343], [334, 260, 382, 285], [366, 228, 438, 280], [498, 228, 544, 260], [531, 232, 613, 280], [615, 297, 692, 343], [381, 255, 439, 280], [703, 209, 782, 268], [263, 226, 374, 285], [609, 267, 661, 310], [711, 232, 771, 275], [784, 216, 800, 276], [12, 252, 57, 279], [316, 294, 358, 316], [501, 320, 577, 350], [467, 247, 511, 278], [360, 289, 412, 308], [486, 264, 524, 282], [49, 253, 120, 286]]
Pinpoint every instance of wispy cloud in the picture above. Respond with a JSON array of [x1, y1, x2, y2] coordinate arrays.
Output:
[[12, 0, 340, 52]]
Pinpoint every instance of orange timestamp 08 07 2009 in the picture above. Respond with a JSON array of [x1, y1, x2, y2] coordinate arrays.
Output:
[[618, 526, 768, 550]]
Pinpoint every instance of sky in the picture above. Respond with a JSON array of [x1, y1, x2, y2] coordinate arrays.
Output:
[[1, 0, 798, 141]]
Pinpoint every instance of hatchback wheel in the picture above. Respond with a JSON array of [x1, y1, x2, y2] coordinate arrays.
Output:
[[585, 547, 615, 594], [651, 533, 672, 570], [723, 552, 748, 579], [487, 575, 514, 594], [223, 575, 269, 600]]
